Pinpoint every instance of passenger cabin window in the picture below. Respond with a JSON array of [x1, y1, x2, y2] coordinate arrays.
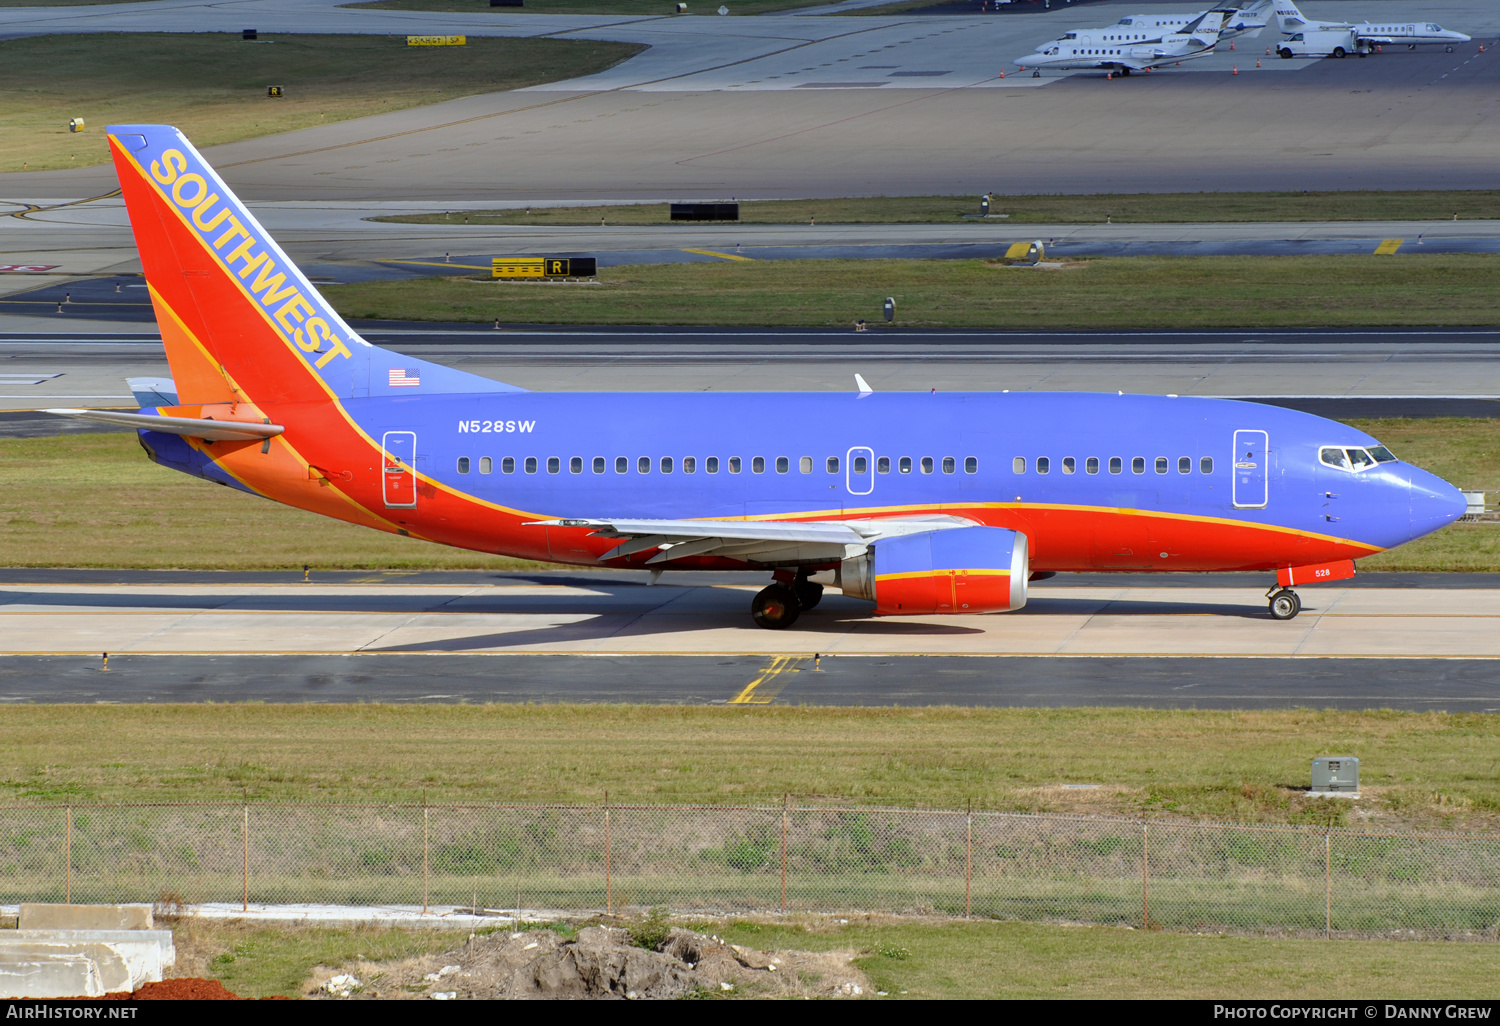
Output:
[[524, 457, 538, 474], [942, 457, 955, 474], [684, 456, 696, 474], [547, 457, 560, 474], [593, 457, 605, 474], [854, 454, 869, 474], [828, 456, 841, 474], [570, 457, 583, 474], [1062, 457, 1075, 475], [661, 456, 673, 474], [638, 456, 650, 474], [776, 456, 789, 474], [616, 456, 628, 474], [1035, 457, 1050, 475], [480, 457, 492, 474], [920, 457, 934, 474], [729, 457, 742, 474], [1132, 457, 1146, 475], [1200, 456, 1213, 475], [752, 456, 765, 474], [502, 456, 515, 474], [799, 456, 812, 474], [707, 457, 720, 474], [877, 456, 890, 474], [457, 457, 470, 474], [965, 457, 978, 474], [1109, 457, 1122, 475], [1177, 456, 1190, 474], [1013, 457, 1026, 474], [1086, 457, 1099, 475], [899, 457, 912, 474], [1155, 457, 1168, 475]]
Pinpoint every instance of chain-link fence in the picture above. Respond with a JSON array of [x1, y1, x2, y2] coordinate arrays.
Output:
[[3, 803, 1497, 939]]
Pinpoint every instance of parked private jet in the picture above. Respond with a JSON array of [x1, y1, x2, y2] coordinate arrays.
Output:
[[1039, 1, 1272, 48], [1273, 0, 1472, 51], [46, 125, 1467, 630], [1015, 10, 1229, 76]]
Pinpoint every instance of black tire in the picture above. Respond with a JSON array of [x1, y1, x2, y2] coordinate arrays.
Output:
[[1279, 48, 1294, 59], [1120, 67, 1131, 77], [1332, 47, 1346, 58], [1446, 45, 1453, 53], [1269, 589, 1301, 621], [794, 581, 824, 611], [1032, 70, 1040, 78], [752, 585, 802, 629]]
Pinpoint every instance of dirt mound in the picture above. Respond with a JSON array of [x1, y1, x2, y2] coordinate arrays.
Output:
[[306, 926, 870, 1000], [96, 978, 243, 1000]]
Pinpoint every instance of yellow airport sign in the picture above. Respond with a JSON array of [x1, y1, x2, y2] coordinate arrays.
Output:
[[407, 35, 466, 45], [492, 257, 596, 278]]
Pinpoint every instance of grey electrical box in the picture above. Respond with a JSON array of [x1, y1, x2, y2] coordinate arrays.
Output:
[[1312, 756, 1359, 794]]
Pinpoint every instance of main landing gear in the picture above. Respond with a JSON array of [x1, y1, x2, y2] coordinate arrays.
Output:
[[751, 572, 824, 630], [1267, 585, 1301, 620]]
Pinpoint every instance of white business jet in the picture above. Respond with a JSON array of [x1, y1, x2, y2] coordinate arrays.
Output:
[[1273, 1, 1472, 51], [1098, 1, 1273, 43], [1015, 9, 1229, 77]]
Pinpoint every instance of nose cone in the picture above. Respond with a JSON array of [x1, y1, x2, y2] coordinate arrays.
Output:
[[1408, 466, 1467, 537]]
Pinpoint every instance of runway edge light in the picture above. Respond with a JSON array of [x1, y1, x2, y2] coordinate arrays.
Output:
[[1312, 756, 1359, 797]]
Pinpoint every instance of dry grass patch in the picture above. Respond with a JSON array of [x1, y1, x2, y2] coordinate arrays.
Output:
[[0, 33, 641, 172], [324, 255, 1500, 329]]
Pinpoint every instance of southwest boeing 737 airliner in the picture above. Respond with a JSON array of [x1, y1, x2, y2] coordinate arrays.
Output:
[[49, 126, 1467, 629]]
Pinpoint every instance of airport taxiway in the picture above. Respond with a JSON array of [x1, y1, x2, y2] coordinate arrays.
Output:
[[2, 572, 1498, 708], [2, 326, 1498, 416]]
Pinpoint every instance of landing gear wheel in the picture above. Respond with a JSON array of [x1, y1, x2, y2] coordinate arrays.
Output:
[[752, 584, 802, 630], [794, 581, 824, 611], [1445, 45, 1454, 53], [1032, 70, 1041, 78], [1119, 67, 1131, 76], [1269, 589, 1301, 621]]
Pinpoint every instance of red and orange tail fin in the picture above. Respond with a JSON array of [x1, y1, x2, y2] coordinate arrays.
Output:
[[106, 125, 522, 407]]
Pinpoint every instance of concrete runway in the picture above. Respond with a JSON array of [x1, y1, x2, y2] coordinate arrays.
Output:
[[2, 571, 1498, 708], [3, 326, 1498, 416], [1, 1, 1497, 203]]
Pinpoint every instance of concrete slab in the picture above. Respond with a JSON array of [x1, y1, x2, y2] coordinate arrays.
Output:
[[12, 930, 175, 988], [0, 942, 132, 996], [18, 902, 151, 932], [0, 953, 105, 1000]]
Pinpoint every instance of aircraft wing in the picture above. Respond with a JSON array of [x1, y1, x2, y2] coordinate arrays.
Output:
[[530, 515, 976, 565]]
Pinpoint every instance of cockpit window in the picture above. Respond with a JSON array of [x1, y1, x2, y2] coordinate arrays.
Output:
[[1062, 31, 1077, 39], [1319, 447, 1350, 470], [1321, 445, 1397, 471]]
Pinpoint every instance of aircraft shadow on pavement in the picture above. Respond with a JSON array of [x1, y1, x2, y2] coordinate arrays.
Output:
[[371, 605, 986, 653]]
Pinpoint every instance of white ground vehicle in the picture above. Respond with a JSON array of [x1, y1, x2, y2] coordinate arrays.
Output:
[[1277, 28, 1364, 59]]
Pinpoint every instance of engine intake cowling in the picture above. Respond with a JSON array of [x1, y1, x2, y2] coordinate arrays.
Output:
[[839, 526, 1029, 615]]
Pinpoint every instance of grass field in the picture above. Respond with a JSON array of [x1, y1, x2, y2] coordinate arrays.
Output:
[[0, 33, 642, 173], [3, 705, 1498, 830], [323, 255, 1500, 329], [1, 418, 1494, 570], [161, 917, 1500, 999], [382, 190, 1500, 226]]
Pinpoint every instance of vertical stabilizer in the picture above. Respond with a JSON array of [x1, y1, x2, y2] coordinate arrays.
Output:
[[106, 125, 524, 407]]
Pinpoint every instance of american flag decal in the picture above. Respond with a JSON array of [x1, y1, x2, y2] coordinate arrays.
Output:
[[389, 368, 420, 387]]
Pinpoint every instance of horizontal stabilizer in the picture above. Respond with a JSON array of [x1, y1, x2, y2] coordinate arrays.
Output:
[[127, 377, 178, 407], [43, 408, 284, 441]]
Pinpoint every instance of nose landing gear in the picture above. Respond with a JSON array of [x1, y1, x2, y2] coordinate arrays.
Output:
[[1267, 585, 1301, 620]]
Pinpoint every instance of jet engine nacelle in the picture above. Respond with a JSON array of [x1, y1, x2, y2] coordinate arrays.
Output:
[[839, 526, 1029, 615]]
